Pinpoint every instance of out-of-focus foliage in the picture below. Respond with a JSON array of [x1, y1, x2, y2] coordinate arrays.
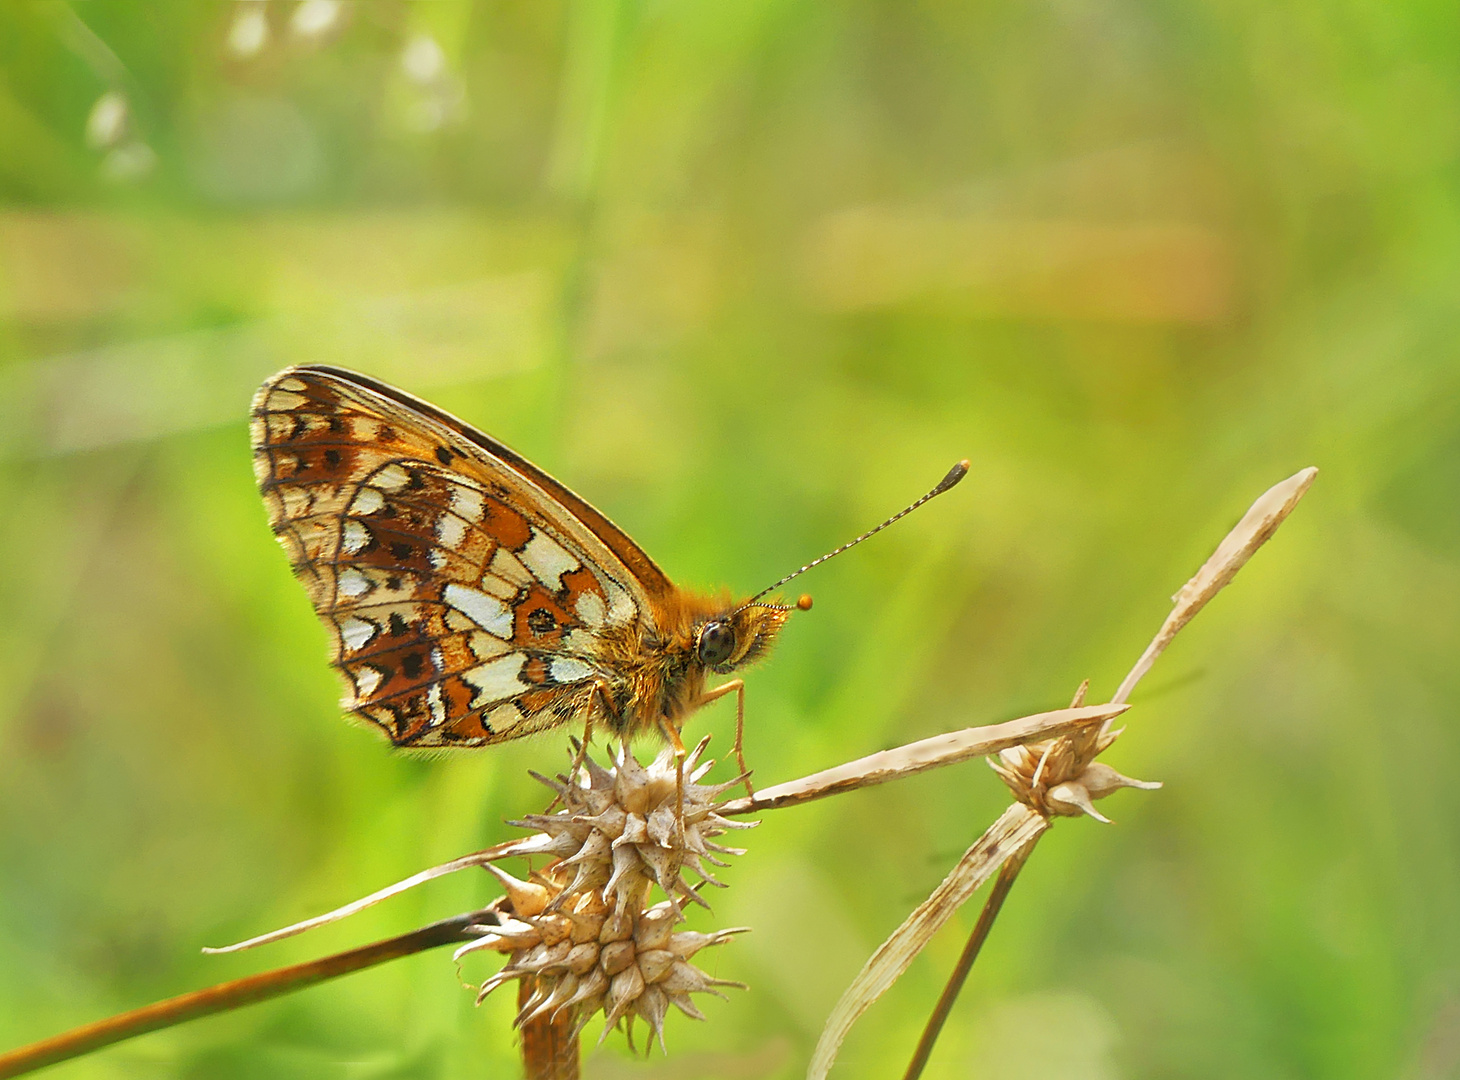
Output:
[[0, 2, 1455, 1078]]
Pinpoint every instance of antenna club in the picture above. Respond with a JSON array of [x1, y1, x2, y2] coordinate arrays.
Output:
[[936, 459, 971, 494], [796, 594, 814, 611]]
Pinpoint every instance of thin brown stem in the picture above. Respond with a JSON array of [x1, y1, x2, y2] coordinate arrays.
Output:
[[519, 977, 581, 1080], [901, 839, 1038, 1080], [0, 909, 495, 1080]]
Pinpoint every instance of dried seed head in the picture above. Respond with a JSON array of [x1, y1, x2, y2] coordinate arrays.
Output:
[[989, 715, 1160, 822], [467, 741, 753, 1051]]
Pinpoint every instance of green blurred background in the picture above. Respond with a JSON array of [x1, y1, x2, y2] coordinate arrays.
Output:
[[1, 2, 1456, 1078]]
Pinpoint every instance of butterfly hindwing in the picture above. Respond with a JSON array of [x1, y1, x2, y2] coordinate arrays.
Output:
[[250, 368, 652, 747]]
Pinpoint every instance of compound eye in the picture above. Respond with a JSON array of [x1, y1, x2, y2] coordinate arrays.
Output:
[[697, 621, 736, 667]]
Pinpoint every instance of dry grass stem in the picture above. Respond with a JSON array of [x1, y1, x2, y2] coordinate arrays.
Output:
[[806, 804, 1047, 1080], [812, 466, 1318, 1080], [717, 703, 1127, 816], [203, 838, 533, 954], [1112, 466, 1317, 705]]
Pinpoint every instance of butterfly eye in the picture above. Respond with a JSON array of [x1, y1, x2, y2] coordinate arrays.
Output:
[[696, 621, 736, 668]]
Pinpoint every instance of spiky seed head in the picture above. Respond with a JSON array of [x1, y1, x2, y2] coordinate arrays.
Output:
[[464, 740, 753, 1051]]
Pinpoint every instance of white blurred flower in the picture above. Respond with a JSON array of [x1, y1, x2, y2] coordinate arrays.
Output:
[[228, 1, 270, 58], [85, 90, 128, 149], [398, 34, 465, 132], [402, 34, 446, 84], [290, 0, 341, 40]]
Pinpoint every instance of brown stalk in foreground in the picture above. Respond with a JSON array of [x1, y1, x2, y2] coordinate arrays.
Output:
[[0, 911, 494, 1080]]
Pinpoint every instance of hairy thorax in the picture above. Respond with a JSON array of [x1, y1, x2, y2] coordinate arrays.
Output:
[[591, 591, 739, 738]]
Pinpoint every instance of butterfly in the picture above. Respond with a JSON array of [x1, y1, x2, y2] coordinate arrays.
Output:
[[250, 365, 967, 777]]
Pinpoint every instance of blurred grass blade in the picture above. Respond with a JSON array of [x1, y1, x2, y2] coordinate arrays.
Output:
[[807, 803, 1047, 1080]]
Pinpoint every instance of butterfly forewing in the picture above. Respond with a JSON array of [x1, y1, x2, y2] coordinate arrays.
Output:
[[250, 368, 657, 748]]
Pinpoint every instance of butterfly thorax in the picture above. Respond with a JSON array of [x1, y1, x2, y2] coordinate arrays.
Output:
[[590, 591, 790, 738]]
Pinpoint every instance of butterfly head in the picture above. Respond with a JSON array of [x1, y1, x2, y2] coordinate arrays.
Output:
[[695, 595, 812, 675]]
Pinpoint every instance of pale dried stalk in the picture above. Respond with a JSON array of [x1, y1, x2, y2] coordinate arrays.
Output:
[[806, 804, 1047, 1080], [1112, 467, 1317, 705], [202, 839, 533, 954], [717, 703, 1126, 816], [811, 466, 1319, 1080]]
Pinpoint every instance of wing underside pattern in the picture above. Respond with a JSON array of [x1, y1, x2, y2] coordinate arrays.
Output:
[[249, 369, 648, 747]]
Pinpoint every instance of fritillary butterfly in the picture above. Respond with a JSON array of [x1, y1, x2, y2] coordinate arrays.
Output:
[[250, 366, 966, 765]]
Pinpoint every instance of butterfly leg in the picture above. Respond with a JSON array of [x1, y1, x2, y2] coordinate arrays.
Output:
[[565, 712, 595, 785], [701, 679, 751, 796], [549, 685, 610, 813]]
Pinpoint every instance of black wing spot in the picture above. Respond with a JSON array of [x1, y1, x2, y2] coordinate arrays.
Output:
[[388, 612, 409, 636], [527, 608, 556, 635], [406, 470, 426, 491], [390, 541, 413, 560], [386, 575, 403, 591], [401, 652, 424, 679], [435, 445, 454, 466], [324, 448, 342, 468], [328, 415, 347, 433]]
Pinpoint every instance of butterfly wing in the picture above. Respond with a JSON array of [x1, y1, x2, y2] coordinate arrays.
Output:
[[250, 365, 672, 748]]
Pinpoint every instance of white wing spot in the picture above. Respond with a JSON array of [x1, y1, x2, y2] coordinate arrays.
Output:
[[470, 632, 510, 660], [429, 548, 448, 570], [350, 487, 385, 515], [564, 629, 597, 653], [463, 653, 528, 707], [436, 513, 468, 549], [605, 582, 637, 626], [521, 529, 580, 590], [488, 547, 533, 588], [485, 701, 524, 735], [277, 376, 308, 392], [444, 582, 513, 638], [480, 573, 518, 600], [339, 615, 378, 652], [550, 657, 596, 684], [341, 520, 371, 555], [337, 568, 372, 599], [354, 665, 383, 698], [349, 417, 381, 441], [574, 592, 607, 628], [451, 485, 486, 522], [427, 681, 447, 727], [376, 464, 410, 492], [268, 390, 307, 411]]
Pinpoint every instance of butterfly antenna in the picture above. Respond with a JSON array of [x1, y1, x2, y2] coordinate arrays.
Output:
[[736, 459, 970, 613]]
